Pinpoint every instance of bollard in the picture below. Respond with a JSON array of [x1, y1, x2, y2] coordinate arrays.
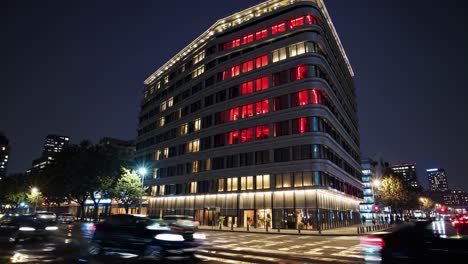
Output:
[[357, 226, 360, 234], [278, 228, 280, 232], [247, 224, 250, 232], [298, 228, 301, 234]]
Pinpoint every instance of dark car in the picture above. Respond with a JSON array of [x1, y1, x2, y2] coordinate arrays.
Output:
[[57, 213, 74, 224], [361, 220, 468, 263], [0, 214, 59, 242], [88, 214, 205, 261]]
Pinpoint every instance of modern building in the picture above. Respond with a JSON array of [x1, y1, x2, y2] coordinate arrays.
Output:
[[31, 134, 69, 171], [427, 168, 448, 192], [0, 133, 10, 179], [359, 159, 378, 222], [443, 190, 468, 207], [136, 0, 362, 230], [390, 163, 420, 189], [99, 137, 136, 164]]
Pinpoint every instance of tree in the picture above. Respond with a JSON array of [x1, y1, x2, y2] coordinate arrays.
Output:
[[419, 197, 434, 213], [112, 168, 146, 214], [0, 174, 29, 211], [375, 174, 409, 214]]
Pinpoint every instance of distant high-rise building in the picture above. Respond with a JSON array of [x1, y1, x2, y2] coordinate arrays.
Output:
[[0, 133, 10, 178], [360, 159, 378, 221], [99, 137, 135, 164], [31, 134, 69, 171], [427, 168, 448, 192], [443, 190, 468, 206], [390, 163, 420, 189]]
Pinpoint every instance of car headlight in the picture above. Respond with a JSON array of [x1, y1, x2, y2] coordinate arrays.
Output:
[[193, 233, 206, 240], [155, 233, 184, 241], [19, 227, 35, 231], [45, 226, 58, 231]]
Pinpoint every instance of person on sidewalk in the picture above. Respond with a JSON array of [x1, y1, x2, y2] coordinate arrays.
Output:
[[361, 215, 366, 224]]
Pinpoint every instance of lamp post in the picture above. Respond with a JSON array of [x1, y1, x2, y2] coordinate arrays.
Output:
[[31, 187, 39, 213], [138, 167, 147, 215]]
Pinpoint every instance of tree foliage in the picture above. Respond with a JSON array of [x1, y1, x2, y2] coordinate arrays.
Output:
[[375, 174, 409, 213], [112, 168, 146, 214]]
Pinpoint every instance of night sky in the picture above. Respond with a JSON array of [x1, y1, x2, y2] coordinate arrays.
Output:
[[2, 0, 468, 191]]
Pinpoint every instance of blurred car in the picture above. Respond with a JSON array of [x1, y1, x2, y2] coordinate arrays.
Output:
[[361, 220, 468, 262], [0, 214, 59, 242], [162, 215, 200, 229], [88, 214, 205, 261], [57, 213, 74, 223]]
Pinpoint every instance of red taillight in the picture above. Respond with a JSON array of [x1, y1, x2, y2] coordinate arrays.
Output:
[[87, 225, 96, 231], [361, 235, 385, 248]]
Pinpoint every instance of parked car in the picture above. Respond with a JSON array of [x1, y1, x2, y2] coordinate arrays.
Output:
[[0, 214, 59, 242], [361, 220, 468, 262], [88, 214, 205, 261], [57, 213, 74, 224]]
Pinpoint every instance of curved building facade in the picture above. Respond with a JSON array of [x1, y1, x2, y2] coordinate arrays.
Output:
[[136, 0, 362, 230]]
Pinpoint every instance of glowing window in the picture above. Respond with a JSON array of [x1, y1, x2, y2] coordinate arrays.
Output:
[[271, 23, 286, 34], [298, 117, 310, 134], [289, 42, 307, 57], [312, 89, 322, 104], [192, 65, 205, 78], [240, 128, 253, 143], [167, 97, 173, 108], [255, 99, 269, 115], [232, 39, 241, 48], [164, 76, 169, 84], [156, 82, 161, 90], [242, 60, 254, 73], [255, 54, 268, 68], [241, 81, 254, 95], [227, 178, 238, 191], [222, 69, 230, 80], [190, 181, 197, 192], [188, 139, 200, 153], [272, 47, 287, 62], [291, 65, 307, 81], [255, 76, 269, 91], [154, 150, 161, 161], [163, 147, 169, 158], [160, 101, 167, 112], [218, 179, 224, 191], [255, 29, 267, 40], [228, 131, 239, 145], [192, 162, 199, 174], [228, 107, 240, 121], [159, 185, 165, 195], [306, 14, 316, 24], [242, 34, 254, 44], [289, 17, 304, 29], [179, 123, 188, 136], [193, 51, 205, 64], [159, 117, 165, 127], [241, 104, 254, 118], [255, 124, 269, 139], [256, 174, 270, 189], [298, 90, 309, 105], [194, 118, 201, 132], [231, 65, 240, 77], [241, 176, 254, 190]]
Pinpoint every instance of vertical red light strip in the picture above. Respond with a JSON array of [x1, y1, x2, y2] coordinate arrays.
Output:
[[306, 15, 313, 24], [299, 91, 308, 105], [312, 89, 319, 104]]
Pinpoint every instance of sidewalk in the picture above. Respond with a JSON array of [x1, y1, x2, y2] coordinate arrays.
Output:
[[197, 223, 391, 236]]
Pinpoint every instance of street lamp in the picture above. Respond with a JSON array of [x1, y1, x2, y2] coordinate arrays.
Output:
[[31, 187, 39, 213], [138, 167, 147, 215]]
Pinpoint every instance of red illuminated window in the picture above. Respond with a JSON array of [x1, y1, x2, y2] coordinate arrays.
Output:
[[242, 60, 254, 73], [306, 14, 316, 24], [240, 128, 254, 143], [232, 39, 241, 48], [291, 65, 307, 81], [222, 69, 230, 80], [255, 124, 269, 139], [242, 34, 254, 44], [255, 54, 268, 68], [271, 23, 286, 34], [297, 117, 310, 134], [255, 29, 267, 40], [255, 99, 269, 115], [312, 89, 322, 104], [241, 81, 254, 95], [298, 90, 309, 105], [289, 17, 304, 29], [231, 65, 240, 77], [229, 107, 240, 121], [223, 42, 230, 51], [228, 131, 239, 145], [241, 104, 254, 118], [255, 76, 269, 91]]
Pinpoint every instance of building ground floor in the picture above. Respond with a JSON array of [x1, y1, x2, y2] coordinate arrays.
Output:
[[148, 188, 361, 230]]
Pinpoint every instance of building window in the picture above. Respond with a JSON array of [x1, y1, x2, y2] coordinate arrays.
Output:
[[271, 22, 286, 34], [292, 117, 310, 134], [194, 118, 201, 132], [255, 151, 270, 165], [255, 54, 268, 68], [227, 178, 238, 191], [159, 117, 165, 127], [272, 70, 288, 86], [275, 173, 292, 188], [255, 76, 269, 91], [154, 150, 161, 161], [241, 104, 254, 118], [192, 65, 205, 78], [291, 90, 309, 107], [164, 76, 169, 84], [193, 51, 205, 65], [160, 101, 167, 112], [273, 94, 289, 111], [255, 124, 269, 139], [218, 179, 224, 192], [272, 47, 287, 63], [242, 34, 254, 44], [163, 147, 169, 159], [190, 182, 197, 193], [274, 121, 290, 137], [292, 145, 312, 160], [256, 174, 270, 189], [242, 60, 254, 73], [167, 97, 173, 108], [159, 185, 165, 195], [290, 65, 307, 81], [188, 139, 200, 153], [289, 16, 304, 29], [240, 176, 254, 190], [255, 99, 269, 115], [289, 42, 307, 57], [228, 107, 240, 121], [228, 131, 239, 145], [231, 65, 240, 77], [306, 14, 317, 24], [240, 128, 253, 143], [192, 162, 199, 174], [255, 29, 267, 40], [241, 81, 254, 95], [312, 89, 322, 104], [231, 39, 241, 48]]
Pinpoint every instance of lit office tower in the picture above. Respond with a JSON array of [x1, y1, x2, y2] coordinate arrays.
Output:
[[0, 133, 10, 179], [390, 163, 420, 189], [136, 0, 362, 230], [31, 134, 69, 171], [427, 168, 448, 192]]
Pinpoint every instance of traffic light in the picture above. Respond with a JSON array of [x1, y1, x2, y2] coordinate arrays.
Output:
[[373, 205, 380, 212]]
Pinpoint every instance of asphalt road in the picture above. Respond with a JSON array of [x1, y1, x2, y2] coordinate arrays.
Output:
[[0, 222, 365, 263]]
